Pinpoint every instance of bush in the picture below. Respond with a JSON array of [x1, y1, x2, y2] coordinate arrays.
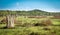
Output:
[[41, 19, 52, 26], [29, 32, 40, 35], [34, 23, 44, 26], [22, 23, 33, 27]]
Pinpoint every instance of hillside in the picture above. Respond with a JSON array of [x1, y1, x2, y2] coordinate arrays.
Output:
[[0, 9, 60, 16]]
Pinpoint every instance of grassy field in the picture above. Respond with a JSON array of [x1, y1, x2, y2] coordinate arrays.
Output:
[[0, 16, 60, 35]]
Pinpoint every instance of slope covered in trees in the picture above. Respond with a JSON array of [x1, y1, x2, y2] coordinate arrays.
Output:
[[0, 9, 60, 16]]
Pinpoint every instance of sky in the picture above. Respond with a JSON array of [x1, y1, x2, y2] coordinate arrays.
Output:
[[0, 0, 60, 12]]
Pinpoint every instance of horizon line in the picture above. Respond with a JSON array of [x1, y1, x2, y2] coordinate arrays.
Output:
[[0, 9, 60, 12]]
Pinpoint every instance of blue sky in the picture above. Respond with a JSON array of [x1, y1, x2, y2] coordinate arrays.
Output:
[[0, 0, 60, 12]]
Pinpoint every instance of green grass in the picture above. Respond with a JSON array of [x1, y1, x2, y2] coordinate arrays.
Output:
[[0, 16, 60, 35], [51, 19, 60, 25], [16, 16, 60, 25], [0, 25, 60, 35]]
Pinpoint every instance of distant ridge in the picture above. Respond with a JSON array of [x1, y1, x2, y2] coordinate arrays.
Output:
[[0, 9, 60, 16]]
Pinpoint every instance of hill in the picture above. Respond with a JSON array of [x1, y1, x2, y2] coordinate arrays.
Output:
[[0, 9, 60, 16]]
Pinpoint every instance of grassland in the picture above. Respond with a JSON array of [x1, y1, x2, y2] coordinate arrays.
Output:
[[0, 16, 60, 35]]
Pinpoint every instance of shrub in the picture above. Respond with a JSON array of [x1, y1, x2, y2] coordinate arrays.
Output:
[[41, 19, 52, 26], [34, 23, 44, 26], [43, 27, 51, 30], [29, 32, 40, 35], [22, 23, 33, 27], [1, 18, 7, 24]]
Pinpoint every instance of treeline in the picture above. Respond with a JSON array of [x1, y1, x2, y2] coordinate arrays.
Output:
[[0, 9, 60, 16]]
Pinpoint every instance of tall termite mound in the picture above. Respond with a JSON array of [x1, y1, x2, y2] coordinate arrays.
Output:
[[6, 15, 15, 28]]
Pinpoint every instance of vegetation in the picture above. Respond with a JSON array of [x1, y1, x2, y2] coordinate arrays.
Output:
[[0, 9, 60, 35], [0, 9, 60, 16]]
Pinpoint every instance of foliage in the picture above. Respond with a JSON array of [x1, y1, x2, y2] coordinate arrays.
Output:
[[0, 9, 60, 16], [41, 18, 52, 26], [0, 9, 60, 35]]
